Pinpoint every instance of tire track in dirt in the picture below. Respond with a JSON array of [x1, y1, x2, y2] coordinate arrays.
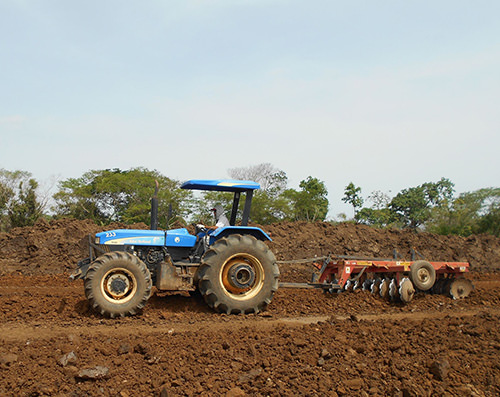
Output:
[[2, 306, 498, 343]]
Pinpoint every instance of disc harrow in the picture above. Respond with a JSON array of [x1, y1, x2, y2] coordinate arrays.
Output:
[[279, 255, 473, 303]]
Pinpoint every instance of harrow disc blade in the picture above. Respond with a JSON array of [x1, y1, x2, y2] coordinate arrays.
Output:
[[379, 279, 390, 300], [449, 279, 474, 299], [371, 279, 381, 295], [441, 278, 454, 296], [389, 279, 399, 301], [399, 278, 415, 303], [362, 279, 373, 291]]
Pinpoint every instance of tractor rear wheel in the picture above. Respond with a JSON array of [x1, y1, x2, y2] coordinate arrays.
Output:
[[84, 251, 152, 318], [197, 234, 279, 314]]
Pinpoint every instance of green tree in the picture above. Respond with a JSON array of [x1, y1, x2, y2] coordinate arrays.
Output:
[[477, 205, 500, 236], [355, 190, 392, 227], [427, 187, 500, 236], [53, 168, 192, 226], [342, 182, 363, 219], [389, 186, 428, 228], [0, 179, 15, 229], [8, 179, 44, 228], [285, 176, 329, 221], [0, 169, 44, 231], [250, 192, 293, 224], [355, 207, 392, 227], [389, 178, 455, 229], [422, 178, 455, 206]]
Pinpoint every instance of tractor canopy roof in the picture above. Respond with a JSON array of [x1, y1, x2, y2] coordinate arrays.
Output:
[[180, 179, 260, 192]]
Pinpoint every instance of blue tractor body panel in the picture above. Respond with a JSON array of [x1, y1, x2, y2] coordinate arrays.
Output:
[[166, 228, 197, 247], [97, 228, 198, 248], [97, 226, 269, 249], [97, 229, 165, 246]]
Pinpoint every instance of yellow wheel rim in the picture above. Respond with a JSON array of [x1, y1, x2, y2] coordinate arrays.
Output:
[[219, 253, 265, 300], [101, 267, 137, 304]]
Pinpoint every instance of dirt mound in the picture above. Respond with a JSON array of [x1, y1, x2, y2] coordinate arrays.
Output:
[[265, 221, 500, 272], [1, 219, 499, 275], [0, 218, 148, 275]]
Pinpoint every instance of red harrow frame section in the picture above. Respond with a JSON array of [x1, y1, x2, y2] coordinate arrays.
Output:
[[279, 255, 474, 303]]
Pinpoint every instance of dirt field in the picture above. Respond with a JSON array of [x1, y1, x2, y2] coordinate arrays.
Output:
[[1, 219, 500, 396]]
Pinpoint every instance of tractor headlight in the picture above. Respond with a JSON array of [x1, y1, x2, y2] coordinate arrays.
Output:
[[95, 237, 100, 245]]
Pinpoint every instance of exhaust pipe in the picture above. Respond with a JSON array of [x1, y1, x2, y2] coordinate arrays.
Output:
[[150, 180, 159, 230]]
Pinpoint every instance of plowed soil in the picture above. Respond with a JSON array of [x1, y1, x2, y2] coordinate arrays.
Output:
[[1, 219, 500, 396]]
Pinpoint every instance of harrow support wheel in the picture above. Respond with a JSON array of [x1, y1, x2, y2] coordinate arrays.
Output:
[[410, 260, 436, 291], [84, 252, 152, 318], [197, 234, 279, 314]]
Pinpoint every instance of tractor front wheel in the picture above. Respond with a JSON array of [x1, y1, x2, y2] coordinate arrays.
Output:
[[197, 234, 279, 314], [84, 251, 152, 318]]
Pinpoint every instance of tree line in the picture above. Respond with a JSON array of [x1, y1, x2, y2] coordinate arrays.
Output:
[[0, 164, 328, 232], [342, 178, 500, 237], [0, 165, 498, 237]]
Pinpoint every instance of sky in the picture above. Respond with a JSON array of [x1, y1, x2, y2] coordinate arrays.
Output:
[[1, 0, 499, 218]]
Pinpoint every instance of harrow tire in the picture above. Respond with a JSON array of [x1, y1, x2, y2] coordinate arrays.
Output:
[[197, 234, 279, 314], [410, 260, 436, 291], [84, 251, 152, 318]]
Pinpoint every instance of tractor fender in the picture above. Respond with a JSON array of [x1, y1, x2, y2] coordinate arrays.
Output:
[[210, 226, 272, 242]]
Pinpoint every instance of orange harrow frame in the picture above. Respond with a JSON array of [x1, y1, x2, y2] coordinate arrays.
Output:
[[316, 257, 469, 288], [279, 255, 470, 293]]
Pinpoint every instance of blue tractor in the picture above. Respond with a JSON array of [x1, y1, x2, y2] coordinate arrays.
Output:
[[71, 179, 280, 318]]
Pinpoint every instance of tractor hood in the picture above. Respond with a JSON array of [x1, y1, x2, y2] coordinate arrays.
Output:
[[95, 228, 196, 248]]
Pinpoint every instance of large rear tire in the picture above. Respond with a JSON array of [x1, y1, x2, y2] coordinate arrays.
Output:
[[197, 234, 279, 314], [84, 252, 152, 318]]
